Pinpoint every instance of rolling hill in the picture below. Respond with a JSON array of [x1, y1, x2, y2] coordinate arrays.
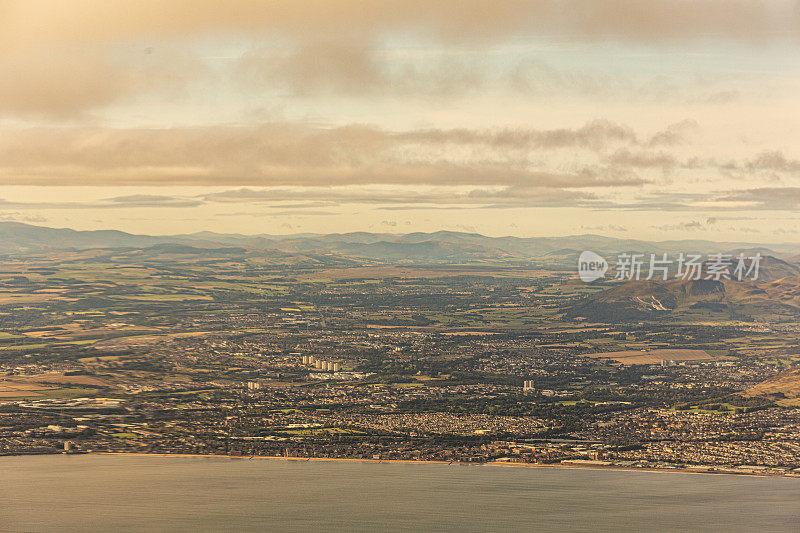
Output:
[[567, 257, 800, 322], [744, 369, 800, 406], [2, 222, 798, 266]]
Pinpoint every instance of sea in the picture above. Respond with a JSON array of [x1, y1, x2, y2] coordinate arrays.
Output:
[[1, 454, 799, 532]]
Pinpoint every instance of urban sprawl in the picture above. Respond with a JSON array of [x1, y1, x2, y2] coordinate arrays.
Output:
[[2, 237, 800, 478]]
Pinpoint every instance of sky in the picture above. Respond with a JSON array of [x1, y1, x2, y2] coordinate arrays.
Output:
[[1, 1, 800, 241]]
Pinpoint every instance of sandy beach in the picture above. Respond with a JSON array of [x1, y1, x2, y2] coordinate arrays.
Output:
[[85, 451, 799, 479]]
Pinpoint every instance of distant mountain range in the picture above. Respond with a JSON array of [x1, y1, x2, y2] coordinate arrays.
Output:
[[5, 221, 800, 322], [1, 222, 798, 266]]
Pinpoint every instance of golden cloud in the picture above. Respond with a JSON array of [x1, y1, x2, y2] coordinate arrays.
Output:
[[0, 122, 650, 187], [2, 1, 796, 53]]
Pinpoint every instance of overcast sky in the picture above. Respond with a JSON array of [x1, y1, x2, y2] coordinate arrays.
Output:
[[1, 1, 800, 240]]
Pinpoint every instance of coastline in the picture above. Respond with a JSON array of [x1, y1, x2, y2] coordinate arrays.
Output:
[[46, 451, 793, 479]]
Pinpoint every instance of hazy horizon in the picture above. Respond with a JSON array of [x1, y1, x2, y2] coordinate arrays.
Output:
[[6, 217, 800, 246]]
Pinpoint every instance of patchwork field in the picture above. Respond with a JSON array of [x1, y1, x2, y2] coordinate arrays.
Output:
[[0, 372, 108, 399], [0, 380, 54, 398], [300, 266, 568, 281], [584, 348, 713, 364]]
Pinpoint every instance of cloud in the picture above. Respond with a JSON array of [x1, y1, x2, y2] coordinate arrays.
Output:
[[646, 119, 699, 147], [0, 195, 201, 210], [106, 194, 203, 207], [465, 185, 603, 206], [606, 149, 677, 169], [633, 188, 800, 213], [394, 120, 638, 150], [454, 224, 477, 232], [693, 90, 740, 105], [2, 1, 797, 54], [581, 224, 628, 232], [773, 227, 800, 235], [652, 219, 708, 231], [0, 49, 205, 118], [0, 121, 652, 187], [239, 45, 719, 102], [0, 2, 796, 118], [0, 212, 47, 223], [507, 59, 702, 103], [237, 42, 386, 97], [579, 186, 800, 213], [262, 210, 339, 216], [202, 185, 598, 209], [0, 53, 133, 119], [719, 187, 800, 209], [745, 151, 800, 174], [236, 42, 486, 98], [715, 151, 800, 181]]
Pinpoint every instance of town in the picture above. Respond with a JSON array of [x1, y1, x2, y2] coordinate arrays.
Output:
[[1, 244, 800, 477]]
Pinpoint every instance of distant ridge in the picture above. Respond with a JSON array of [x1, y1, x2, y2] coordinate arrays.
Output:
[[1, 222, 798, 265]]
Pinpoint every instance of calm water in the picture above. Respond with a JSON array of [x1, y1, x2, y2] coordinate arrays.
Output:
[[1, 455, 799, 532]]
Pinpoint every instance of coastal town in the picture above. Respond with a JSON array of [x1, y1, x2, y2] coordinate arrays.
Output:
[[2, 237, 800, 477], [2, 377, 800, 476]]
